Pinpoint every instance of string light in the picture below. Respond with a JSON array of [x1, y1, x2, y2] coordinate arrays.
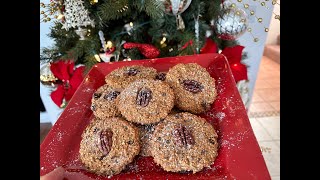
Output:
[[106, 41, 113, 49], [160, 37, 166, 44], [94, 54, 101, 62], [117, 4, 129, 13], [89, 0, 99, 5]]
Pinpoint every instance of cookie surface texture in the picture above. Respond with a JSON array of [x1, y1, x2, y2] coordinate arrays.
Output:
[[118, 79, 174, 124], [79, 117, 140, 176], [165, 63, 217, 114], [150, 112, 219, 173], [91, 84, 122, 118], [105, 65, 157, 89]]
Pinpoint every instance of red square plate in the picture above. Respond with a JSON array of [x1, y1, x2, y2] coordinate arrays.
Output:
[[40, 53, 271, 180]]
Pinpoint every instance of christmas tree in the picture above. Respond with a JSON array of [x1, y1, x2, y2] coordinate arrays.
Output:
[[40, 0, 252, 107], [40, 0, 248, 72]]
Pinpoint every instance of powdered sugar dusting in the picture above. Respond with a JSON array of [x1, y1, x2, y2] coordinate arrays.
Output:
[[220, 129, 250, 150], [82, 87, 95, 93], [204, 111, 226, 122], [216, 112, 225, 122]]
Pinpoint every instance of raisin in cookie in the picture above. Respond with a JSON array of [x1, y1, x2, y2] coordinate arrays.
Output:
[[91, 84, 122, 118], [105, 65, 157, 89], [79, 117, 140, 176], [165, 63, 217, 114], [118, 79, 174, 124], [150, 112, 218, 173], [155, 72, 167, 81]]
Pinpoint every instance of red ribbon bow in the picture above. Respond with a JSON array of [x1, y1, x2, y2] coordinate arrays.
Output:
[[50, 60, 85, 107], [201, 38, 248, 82]]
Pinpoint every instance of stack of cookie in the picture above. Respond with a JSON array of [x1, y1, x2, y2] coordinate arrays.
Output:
[[79, 63, 219, 176]]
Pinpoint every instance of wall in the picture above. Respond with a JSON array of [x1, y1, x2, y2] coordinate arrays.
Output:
[[265, 0, 280, 45], [40, 0, 63, 124]]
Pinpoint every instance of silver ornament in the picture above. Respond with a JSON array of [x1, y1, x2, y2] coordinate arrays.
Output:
[[214, 7, 248, 40], [75, 27, 88, 40], [160, 0, 192, 30], [161, 0, 192, 15]]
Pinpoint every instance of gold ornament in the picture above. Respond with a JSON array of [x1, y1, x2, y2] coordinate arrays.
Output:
[[47, 18, 51, 21], [258, 18, 263, 23], [50, 2, 55, 6], [254, 38, 259, 42], [237, 0, 242, 2], [265, 28, 269, 32], [244, 4, 249, 8], [40, 62, 58, 87], [275, 15, 280, 20], [261, 2, 265, 6], [272, 0, 277, 5], [40, 2, 45, 7], [54, 15, 58, 19], [250, 11, 255, 15], [41, 11, 45, 14], [247, 28, 252, 32]]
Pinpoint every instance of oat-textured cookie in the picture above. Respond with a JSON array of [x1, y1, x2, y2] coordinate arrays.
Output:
[[105, 65, 157, 89], [150, 112, 219, 173], [118, 79, 174, 124], [137, 124, 156, 157], [91, 84, 122, 118], [79, 117, 140, 176], [165, 63, 217, 114]]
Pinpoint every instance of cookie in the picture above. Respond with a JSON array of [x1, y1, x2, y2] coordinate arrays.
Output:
[[105, 65, 157, 89], [137, 124, 156, 157], [150, 112, 219, 173], [79, 117, 140, 176], [165, 63, 217, 114], [91, 84, 122, 118], [118, 79, 174, 124]]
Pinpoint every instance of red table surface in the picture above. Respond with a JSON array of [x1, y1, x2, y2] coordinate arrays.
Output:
[[40, 53, 271, 180]]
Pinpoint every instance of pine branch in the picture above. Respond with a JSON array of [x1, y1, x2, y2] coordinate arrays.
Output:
[[204, 0, 221, 20], [178, 31, 196, 56], [40, 47, 61, 62], [126, 48, 144, 60], [144, 0, 165, 19], [83, 55, 98, 73], [98, 0, 131, 21]]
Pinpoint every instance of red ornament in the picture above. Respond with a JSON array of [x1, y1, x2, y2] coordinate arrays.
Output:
[[123, 42, 160, 59], [50, 60, 85, 107], [180, 40, 193, 50], [106, 47, 115, 55]]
